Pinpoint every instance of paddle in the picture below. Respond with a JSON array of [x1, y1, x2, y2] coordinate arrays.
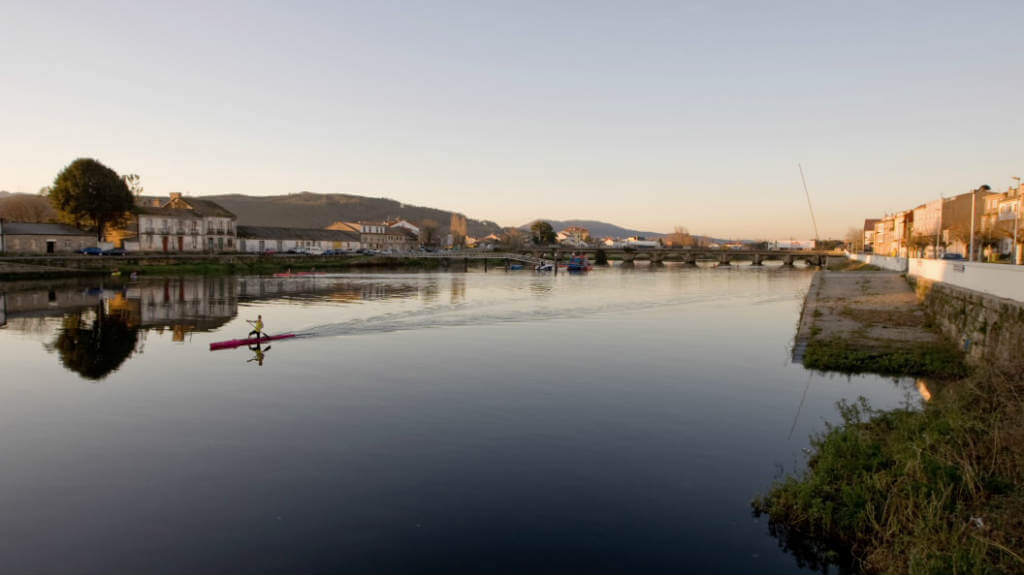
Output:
[[246, 320, 275, 342]]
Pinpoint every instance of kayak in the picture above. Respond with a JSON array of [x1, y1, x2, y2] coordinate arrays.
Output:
[[209, 333, 296, 351]]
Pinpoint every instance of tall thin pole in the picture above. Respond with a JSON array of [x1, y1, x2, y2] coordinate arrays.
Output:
[[1013, 177, 1021, 265], [969, 188, 977, 262], [798, 164, 820, 244]]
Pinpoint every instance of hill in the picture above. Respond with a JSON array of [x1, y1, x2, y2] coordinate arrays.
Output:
[[0, 193, 57, 223], [207, 192, 502, 237], [520, 219, 665, 239]]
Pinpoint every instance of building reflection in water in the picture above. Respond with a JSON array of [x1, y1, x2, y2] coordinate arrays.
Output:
[[1, 275, 453, 380]]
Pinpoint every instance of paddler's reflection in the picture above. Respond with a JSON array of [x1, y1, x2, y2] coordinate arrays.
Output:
[[247, 342, 269, 366]]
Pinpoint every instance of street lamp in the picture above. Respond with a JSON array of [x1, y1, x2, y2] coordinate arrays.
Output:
[[1014, 177, 1021, 265]]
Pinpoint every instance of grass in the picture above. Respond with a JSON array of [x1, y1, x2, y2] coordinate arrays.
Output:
[[803, 336, 968, 379], [752, 361, 1024, 574]]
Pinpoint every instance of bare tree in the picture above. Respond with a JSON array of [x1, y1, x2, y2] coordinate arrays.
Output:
[[845, 227, 864, 252], [420, 219, 440, 246], [122, 174, 144, 200], [907, 234, 933, 258], [500, 227, 524, 250], [666, 225, 695, 248]]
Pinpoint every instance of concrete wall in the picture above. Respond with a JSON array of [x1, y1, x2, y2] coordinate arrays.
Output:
[[851, 253, 1024, 303], [849, 253, 908, 272], [2, 235, 96, 254], [909, 259, 1024, 303]]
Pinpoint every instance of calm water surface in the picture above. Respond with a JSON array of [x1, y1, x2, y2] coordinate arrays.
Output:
[[0, 264, 918, 574]]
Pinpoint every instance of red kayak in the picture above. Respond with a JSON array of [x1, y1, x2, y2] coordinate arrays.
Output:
[[209, 333, 296, 351]]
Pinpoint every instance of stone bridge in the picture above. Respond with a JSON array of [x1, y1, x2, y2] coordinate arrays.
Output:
[[519, 248, 836, 267]]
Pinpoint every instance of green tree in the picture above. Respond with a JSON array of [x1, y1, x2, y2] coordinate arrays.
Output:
[[48, 158, 133, 241], [530, 220, 556, 245]]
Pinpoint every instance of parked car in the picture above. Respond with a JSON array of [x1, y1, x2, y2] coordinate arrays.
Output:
[[78, 246, 103, 256], [102, 248, 128, 256], [941, 253, 965, 261]]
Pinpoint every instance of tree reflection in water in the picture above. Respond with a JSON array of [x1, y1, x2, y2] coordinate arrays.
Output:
[[51, 304, 138, 381]]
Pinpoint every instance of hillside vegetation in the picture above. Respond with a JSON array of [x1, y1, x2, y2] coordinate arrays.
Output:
[[209, 192, 502, 236], [0, 193, 56, 223]]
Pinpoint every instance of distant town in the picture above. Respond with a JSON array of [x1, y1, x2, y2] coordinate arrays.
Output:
[[0, 159, 835, 257]]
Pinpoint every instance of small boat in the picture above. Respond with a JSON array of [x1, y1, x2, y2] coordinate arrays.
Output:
[[210, 333, 296, 351], [508, 264, 524, 271], [535, 263, 553, 272], [566, 255, 592, 272]]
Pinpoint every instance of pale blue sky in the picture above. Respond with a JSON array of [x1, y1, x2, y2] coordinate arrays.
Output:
[[2, 1, 1022, 237]]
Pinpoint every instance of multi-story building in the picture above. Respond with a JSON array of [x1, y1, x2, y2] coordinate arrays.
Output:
[[980, 184, 1023, 263], [862, 218, 881, 252], [109, 193, 237, 253]]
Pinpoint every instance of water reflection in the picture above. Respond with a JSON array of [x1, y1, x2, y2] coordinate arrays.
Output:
[[48, 304, 139, 380], [0, 266, 920, 574], [1, 275, 466, 380]]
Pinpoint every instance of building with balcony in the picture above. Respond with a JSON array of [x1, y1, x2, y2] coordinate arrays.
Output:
[[108, 193, 237, 253]]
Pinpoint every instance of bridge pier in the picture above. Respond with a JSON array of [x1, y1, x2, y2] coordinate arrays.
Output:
[[649, 251, 665, 265], [783, 254, 795, 267], [717, 252, 731, 267], [553, 252, 559, 275], [751, 253, 763, 266], [464, 257, 469, 272], [621, 252, 636, 263], [682, 252, 697, 266]]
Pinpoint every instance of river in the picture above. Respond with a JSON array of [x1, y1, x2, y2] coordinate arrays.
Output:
[[0, 264, 918, 573]]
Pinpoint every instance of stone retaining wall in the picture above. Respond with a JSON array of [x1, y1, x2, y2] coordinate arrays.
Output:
[[911, 277, 1024, 366]]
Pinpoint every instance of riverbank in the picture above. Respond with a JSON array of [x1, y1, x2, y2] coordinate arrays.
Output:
[[794, 270, 966, 378], [758, 270, 1023, 574]]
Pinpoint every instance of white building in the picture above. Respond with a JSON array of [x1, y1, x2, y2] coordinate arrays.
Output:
[[237, 226, 361, 253], [113, 193, 237, 252], [769, 239, 816, 250]]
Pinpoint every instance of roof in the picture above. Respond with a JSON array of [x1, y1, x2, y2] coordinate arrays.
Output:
[[237, 225, 360, 242], [135, 205, 201, 218], [174, 197, 235, 218], [863, 218, 881, 231], [391, 227, 418, 239], [1, 222, 94, 236], [325, 221, 361, 233]]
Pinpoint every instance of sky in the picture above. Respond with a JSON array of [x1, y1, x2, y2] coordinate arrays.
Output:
[[2, 1, 1022, 238]]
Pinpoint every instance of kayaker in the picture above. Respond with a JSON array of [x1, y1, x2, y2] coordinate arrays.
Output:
[[247, 315, 264, 339]]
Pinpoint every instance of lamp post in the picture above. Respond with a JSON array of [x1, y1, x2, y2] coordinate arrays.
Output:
[[1014, 177, 1021, 265], [969, 188, 977, 262]]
